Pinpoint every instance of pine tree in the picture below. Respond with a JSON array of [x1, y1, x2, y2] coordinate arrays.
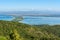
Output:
[[9, 29, 23, 40]]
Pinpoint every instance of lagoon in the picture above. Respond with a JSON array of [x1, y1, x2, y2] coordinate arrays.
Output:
[[0, 15, 60, 25]]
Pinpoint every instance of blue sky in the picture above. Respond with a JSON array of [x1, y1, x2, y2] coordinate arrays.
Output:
[[0, 0, 60, 11]]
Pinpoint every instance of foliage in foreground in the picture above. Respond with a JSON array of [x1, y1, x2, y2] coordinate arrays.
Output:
[[0, 20, 60, 40], [0, 36, 7, 40]]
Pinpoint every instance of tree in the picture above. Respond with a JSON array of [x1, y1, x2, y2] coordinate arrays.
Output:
[[9, 29, 23, 40]]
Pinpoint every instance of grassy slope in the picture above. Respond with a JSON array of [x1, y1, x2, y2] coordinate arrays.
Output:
[[0, 20, 60, 40]]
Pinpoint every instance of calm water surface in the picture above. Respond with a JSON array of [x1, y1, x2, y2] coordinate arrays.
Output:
[[0, 15, 60, 25]]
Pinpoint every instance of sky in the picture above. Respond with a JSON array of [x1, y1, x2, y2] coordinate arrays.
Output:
[[0, 0, 60, 11]]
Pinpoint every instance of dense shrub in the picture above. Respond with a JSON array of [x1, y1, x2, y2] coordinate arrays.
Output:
[[0, 20, 60, 40]]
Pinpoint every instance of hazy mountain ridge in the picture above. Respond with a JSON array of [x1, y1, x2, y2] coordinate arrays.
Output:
[[0, 11, 60, 17]]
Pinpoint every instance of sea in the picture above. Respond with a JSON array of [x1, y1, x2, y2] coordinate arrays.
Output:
[[0, 15, 60, 25]]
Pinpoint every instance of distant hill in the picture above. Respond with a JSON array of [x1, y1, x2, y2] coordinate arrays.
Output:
[[0, 11, 60, 17]]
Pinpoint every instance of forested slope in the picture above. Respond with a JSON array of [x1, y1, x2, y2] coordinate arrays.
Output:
[[0, 20, 60, 40]]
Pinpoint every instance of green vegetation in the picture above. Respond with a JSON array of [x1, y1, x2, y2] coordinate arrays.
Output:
[[0, 20, 60, 40], [0, 36, 7, 40], [12, 16, 23, 22]]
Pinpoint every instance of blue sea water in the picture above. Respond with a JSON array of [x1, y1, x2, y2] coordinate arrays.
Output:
[[22, 16, 60, 25], [0, 15, 60, 25]]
